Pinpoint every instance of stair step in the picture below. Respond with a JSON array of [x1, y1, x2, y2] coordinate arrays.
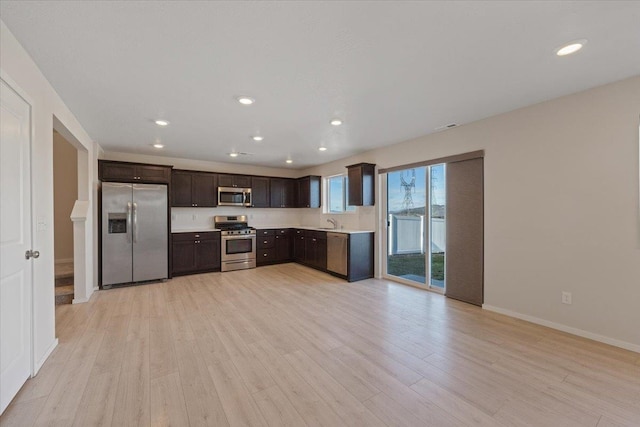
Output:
[[55, 275, 74, 287], [55, 285, 74, 305]]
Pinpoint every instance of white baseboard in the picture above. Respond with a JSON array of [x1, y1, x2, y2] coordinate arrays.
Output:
[[482, 305, 640, 354], [55, 258, 73, 265], [33, 338, 58, 375], [72, 296, 90, 304]]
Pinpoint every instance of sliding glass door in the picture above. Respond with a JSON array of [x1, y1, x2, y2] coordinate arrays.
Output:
[[386, 164, 445, 290]]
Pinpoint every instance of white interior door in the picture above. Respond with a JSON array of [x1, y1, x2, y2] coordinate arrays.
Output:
[[0, 78, 33, 414]]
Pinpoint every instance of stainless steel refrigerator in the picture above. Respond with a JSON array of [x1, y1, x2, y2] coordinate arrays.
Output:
[[101, 182, 168, 288]]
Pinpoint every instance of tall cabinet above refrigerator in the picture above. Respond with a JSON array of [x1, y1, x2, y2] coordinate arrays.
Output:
[[101, 182, 168, 288]]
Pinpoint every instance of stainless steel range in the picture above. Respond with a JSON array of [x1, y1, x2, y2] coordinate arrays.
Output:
[[214, 215, 256, 272]]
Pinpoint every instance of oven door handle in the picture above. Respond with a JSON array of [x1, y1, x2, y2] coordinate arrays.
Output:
[[222, 234, 256, 240]]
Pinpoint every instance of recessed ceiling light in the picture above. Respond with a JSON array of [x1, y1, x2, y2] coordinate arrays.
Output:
[[152, 143, 164, 149], [330, 119, 343, 126], [237, 96, 255, 105], [286, 159, 293, 164], [555, 39, 587, 56], [155, 120, 169, 126], [252, 135, 263, 142], [229, 152, 239, 157], [318, 147, 327, 151]]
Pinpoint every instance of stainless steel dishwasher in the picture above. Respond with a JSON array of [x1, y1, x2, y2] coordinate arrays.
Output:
[[327, 232, 348, 276]]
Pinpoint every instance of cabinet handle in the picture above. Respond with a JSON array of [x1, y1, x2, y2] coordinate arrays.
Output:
[[194, 203, 198, 207], [263, 253, 268, 257], [263, 240, 268, 244], [195, 234, 200, 237], [313, 238, 316, 242], [276, 236, 279, 239]]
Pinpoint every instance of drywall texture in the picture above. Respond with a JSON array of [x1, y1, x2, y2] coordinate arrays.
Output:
[[53, 131, 77, 262], [1, 21, 98, 371], [302, 76, 640, 349]]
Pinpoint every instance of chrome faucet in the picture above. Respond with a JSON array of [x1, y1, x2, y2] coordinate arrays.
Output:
[[327, 218, 338, 230]]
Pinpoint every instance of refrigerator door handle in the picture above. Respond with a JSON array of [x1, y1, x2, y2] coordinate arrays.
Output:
[[133, 202, 138, 243], [126, 202, 133, 243]]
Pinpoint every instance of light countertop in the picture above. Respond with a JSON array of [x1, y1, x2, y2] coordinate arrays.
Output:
[[254, 225, 374, 235], [172, 225, 373, 235]]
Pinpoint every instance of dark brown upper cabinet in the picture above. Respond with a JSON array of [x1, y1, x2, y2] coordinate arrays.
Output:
[[270, 178, 297, 208], [296, 176, 321, 208], [99, 160, 171, 184], [347, 163, 376, 206], [218, 174, 252, 188], [171, 170, 217, 207], [251, 176, 270, 208]]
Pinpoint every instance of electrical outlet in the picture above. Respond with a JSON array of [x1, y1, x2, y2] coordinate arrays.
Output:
[[192, 214, 198, 221], [561, 291, 572, 305], [171, 214, 176, 221]]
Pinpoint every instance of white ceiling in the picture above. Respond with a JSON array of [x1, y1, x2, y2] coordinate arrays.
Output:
[[2, 1, 639, 169]]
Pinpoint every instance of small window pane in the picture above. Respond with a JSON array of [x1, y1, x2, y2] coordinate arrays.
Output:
[[329, 176, 344, 213]]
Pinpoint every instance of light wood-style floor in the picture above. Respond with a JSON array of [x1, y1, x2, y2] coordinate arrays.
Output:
[[2, 263, 639, 426]]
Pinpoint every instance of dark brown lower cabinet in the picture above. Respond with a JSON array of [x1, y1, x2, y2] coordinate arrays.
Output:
[[304, 231, 327, 270], [171, 232, 220, 276], [257, 229, 292, 265], [294, 230, 306, 262]]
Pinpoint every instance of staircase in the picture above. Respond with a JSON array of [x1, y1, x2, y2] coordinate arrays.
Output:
[[55, 262, 74, 305]]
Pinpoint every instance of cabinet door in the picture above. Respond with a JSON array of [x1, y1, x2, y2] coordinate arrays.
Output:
[[251, 177, 270, 208], [297, 177, 310, 208], [275, 234, 292, 261], [270, 178, 285, 208], [192, 173, 217, 207], [294, 233, 306, 262], [283, 179, 297, 207], [347, 163, 375, 206], [195, 238, 220, 270], [218, 174, 251, 188], [99, 161, 136, 181], [172, 240, 197, 274], [347, 166, 363, 206], [217, 174, 234, 187], [171, 171, 193, 207], [257, 249, 275, 265], [297, 176, 321, 208], [234, 175, 252, 188], [136, 165, 170, 183], [316, 237, 327, 270]]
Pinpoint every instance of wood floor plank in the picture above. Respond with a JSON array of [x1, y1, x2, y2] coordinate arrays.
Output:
[[3, 265, 639, 426], [248, 339, 345, 427], [252, 385, 308, 427], [150, 372, 191, 427], [283, 350, 386, 427]]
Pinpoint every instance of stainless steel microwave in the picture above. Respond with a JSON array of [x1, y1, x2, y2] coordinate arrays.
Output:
[[218, 187, 252, 206]]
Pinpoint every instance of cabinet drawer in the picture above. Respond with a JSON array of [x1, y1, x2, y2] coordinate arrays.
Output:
[[172, 232, 220, 242], [275, 228, 291, 236], [257, 249, 275, 263], [258, 229, 275, 236], [258, 236, 275, 248], [305, 230, 326, 240]]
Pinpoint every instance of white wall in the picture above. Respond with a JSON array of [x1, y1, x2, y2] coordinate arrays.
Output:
[[301, 76, 640, 351], [53, 131, 77, 263], [0, 21, 98, 371]]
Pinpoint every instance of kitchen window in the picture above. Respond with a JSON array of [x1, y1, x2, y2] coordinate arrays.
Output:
[[325, 174, 356, 214]]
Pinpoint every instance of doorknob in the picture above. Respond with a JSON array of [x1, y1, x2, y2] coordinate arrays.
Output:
[[25, 250, 40, 260]]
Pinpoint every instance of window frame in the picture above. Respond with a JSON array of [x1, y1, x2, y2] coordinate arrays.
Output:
[[324, 174, 357, 214]]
